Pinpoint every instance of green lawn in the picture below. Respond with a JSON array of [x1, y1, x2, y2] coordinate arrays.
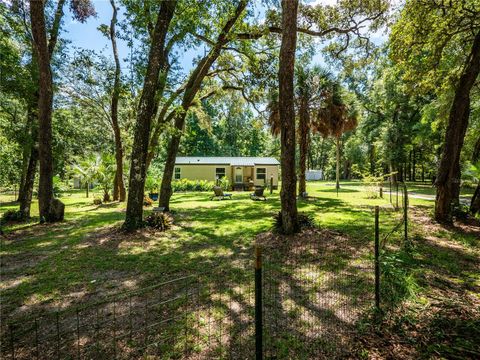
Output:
[[1, 181, 479, 358], [0, 181, 476, 311]]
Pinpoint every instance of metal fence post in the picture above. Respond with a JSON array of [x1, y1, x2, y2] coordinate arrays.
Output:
[[379, 186, 383, 199], [403, 183, 408, 247], [374, 206, 380, 310], [255, 247, 263, 360], [396, 182, 399, 210], [389, 176, 392, 204], [270, 176, 273, 195]]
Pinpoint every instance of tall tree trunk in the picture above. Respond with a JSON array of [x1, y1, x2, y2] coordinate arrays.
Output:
[[30, 1, 64, 223], [109, 0, 126, 202], [17, 105, 36, 202], [471, 184, 480, 215], [158, 1, 248, 210], [435, 31, 480, 223], [319, 137, 326, 174], [369, 144, 375, 175], [298, 96, 309, 196], [278, 0, 299, 234], [19, 146, 38, 219], [412, 148, 416, 181], [158, 118, 183, 211], [335, 137, 340, 190], [123, 1, 177, 231], [469, 137, 480, 215], [18, 101, 39, 219]]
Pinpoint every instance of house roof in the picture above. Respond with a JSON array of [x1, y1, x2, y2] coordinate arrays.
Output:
[[175, 157, 280, 166]]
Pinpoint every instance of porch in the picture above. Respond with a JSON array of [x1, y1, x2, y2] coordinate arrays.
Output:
[[230, 165, 256, 191]]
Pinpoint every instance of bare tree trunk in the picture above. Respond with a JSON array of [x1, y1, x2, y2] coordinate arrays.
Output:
[[335, 137, 340, 190], [469, 137, 480, 215], [123, 1, 177, 231], [319, 137, 325, 173], [30, 1, 64, 223], [298, 96, 309, 196], [158, 1, 248, 211], [109, 0, 126, 202], [17, 105, 36, 202], [19, 146, 38, 219], [278, 0, 299, 234], [158, 117, 183, 211], [435, 31, 480, 223]]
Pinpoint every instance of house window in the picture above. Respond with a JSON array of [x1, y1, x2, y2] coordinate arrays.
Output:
[[256, 168, 266, 181], [215, 168, 226, 179], [174, 167, 181, 180]]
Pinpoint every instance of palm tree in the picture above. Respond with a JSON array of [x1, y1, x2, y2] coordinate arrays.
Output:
[[313, 82, 358, 190], [267, 66, 334, 197], [295, 65, 333, 196], [72, 156, 100, 198]]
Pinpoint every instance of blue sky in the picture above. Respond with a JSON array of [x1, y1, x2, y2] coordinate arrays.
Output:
[[63, 0, 389, 76]]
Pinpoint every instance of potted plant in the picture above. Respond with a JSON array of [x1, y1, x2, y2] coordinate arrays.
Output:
[[145, 174, 159, 201]]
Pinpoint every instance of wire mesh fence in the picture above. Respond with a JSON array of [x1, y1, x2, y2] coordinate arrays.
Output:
[[0, 260, 256, 360], [261, 233, 374, 359], [1, 231, 377, 360]]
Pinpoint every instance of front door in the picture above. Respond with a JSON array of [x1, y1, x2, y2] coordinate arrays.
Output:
[[234, 167, 243, 183]]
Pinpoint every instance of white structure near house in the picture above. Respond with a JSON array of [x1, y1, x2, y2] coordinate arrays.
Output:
[[174, 157, 280, 189], [305, 170, 324, 181]]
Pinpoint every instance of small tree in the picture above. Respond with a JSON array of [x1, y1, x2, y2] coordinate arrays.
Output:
[[95, 155, 116, 202], [313, 82, 358, 190], [72, 156, 100, 198]]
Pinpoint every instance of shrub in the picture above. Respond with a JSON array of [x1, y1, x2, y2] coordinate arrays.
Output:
[[461, 180, 477, 190], [273, 212, 315, 233], [171, 179, 215, 192], [53, 176, 70, 197], [362, 174, 385, 199], [145, 212, 172, 231], [1, 210, 24, 223], [218, 177, 230, 191], [93, 198, 102, 205]]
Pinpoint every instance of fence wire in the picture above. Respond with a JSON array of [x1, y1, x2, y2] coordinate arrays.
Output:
[[262, 235, 374, 359], [1, 260, 255, 360]]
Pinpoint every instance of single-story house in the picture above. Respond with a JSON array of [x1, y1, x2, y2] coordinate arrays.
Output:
[[174, 157, 280, 190]]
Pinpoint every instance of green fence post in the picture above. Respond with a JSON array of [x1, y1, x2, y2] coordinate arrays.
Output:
[[255, 247, 263, 360]]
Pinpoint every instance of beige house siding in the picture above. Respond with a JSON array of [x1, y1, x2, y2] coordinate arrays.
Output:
[[253, 165, 279, 186], [174, 165, 232, 182], [173, 164, 279, 187]]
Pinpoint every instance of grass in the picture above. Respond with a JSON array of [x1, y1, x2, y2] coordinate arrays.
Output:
[[1, 180, 479, 358]]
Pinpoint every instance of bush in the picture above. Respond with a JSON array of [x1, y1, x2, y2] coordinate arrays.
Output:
[[53, 176, 70, 197], [93, 198, 102, 205], [171, 179, 215, 192], [362, 174, 385, 199], [145, 212, 173, 231], [273, 212, 315, 233], [1, 210, 24, 224], [461, 180, 478, 190], [218, 177, 230, 191], [380, 251, 418, 307]]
